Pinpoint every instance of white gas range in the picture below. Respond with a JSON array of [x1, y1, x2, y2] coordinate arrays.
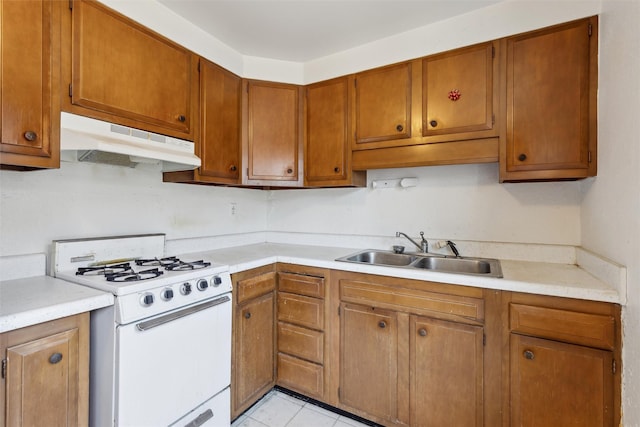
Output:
[[52, 234, 232, 427]]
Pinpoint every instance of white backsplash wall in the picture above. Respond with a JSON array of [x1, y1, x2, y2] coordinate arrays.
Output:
[[267, 163, 582, 245], [0, 161, 268, 257]]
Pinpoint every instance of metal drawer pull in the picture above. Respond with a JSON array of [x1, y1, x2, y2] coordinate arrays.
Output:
[[136, 295, 230, 331], [184, 409, 213, 427], [524, 350, 535, 360], [49, 352, 63, 364]]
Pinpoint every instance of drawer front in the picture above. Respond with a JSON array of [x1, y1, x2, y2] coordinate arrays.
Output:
[[510, 303, 615, 350], [340, 280, 484, 321], [278, 272, 325, 298], [277, 293, 324, 330], [277, 353, 323, 400], [277, 322, 323, 364], [237, 272, 276, 304]]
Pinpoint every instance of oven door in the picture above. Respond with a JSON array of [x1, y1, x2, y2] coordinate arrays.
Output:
[[115, 294, 231, 426]]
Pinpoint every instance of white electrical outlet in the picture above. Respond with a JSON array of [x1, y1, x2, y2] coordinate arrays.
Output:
[[230, 202, 237, 216]]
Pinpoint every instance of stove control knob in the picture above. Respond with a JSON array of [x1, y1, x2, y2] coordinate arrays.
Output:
[[212, 276, 222, 287], [162, 288, 174, 301], [197, 278, 209, 291], [140, 292, 154, 307], [180, 282, 192, 295]]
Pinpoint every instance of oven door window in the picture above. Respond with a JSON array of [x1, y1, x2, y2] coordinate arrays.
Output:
[[115, 295, 232, 426]]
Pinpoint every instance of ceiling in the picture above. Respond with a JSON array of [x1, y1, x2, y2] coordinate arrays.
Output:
[[157, 0, 502, 62]]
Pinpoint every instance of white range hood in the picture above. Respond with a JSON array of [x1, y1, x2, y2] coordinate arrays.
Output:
[[60, 112, 201, 172]]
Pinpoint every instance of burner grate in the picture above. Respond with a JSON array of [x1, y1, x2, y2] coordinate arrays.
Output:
[[106, 268, 164, 282], [76, 262, 132, 276]]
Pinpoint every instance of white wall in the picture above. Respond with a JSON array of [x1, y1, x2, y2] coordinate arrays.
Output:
[[268, 164, 582, 245], [0, 162, 268, 257], [580, 1, 640, 425]]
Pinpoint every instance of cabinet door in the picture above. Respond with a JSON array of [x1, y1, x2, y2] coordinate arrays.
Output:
[[423, 42, 497, 138], [503, 17, 597, 181], [244, 80, 301, 183], [305, 77, 364, 187], [511, 334, 614, 427], [0, 0, 60, 168], [233, 292, 275, 414], [355, 62, 412, 145], [6, 328, 80, 426], [410, 316, 484, 427], [198, 59, 241, 183], [340, 303, 398, 422], [68, 0, 197, 138]]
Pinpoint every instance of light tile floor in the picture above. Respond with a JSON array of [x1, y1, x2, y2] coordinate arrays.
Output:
[[231, 390, 374, 427]]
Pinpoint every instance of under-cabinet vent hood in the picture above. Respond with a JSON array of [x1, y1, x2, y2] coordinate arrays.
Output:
[[60, 112, 201, 172]]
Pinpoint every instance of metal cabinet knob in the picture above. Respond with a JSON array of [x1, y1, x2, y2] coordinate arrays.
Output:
[[418, 328, 427, 337], [518, 153, 527, 161], [244, 312, 251, 319], [429, 120, 438, 128], [286, 168, 293, 174], [378, 320, 387, 329], [24, 131, 37, 141], [177, 115, 186, 122], [396, 124, 404, 132], [229, 165, 237, 172], [334, 167, 340, 173], [49, 352, 63, 364], [523, 350, 535, 360]]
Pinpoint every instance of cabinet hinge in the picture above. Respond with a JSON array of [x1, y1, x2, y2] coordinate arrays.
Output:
[[588, 22, 593, 37], [613, 359, 616, 374], [338, 306, 341, 316], [588, 151, 592, 163], [483, 334, 486, 346], [69, 84, 73, 98], [69, 0, 73, 10], [492, 114, 495, 126], [492, 45, 495, 58], [338, 387, 341, 399], [1, 359, 6, 379], [197, 61, 200, 72]]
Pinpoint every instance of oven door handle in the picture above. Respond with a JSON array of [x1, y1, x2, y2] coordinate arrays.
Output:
[[136, 295, 230, 332]]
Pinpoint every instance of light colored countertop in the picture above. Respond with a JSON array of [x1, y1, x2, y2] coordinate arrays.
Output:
[[1, 241, 623, 334], [0, 276, 114, 333], [184, 243, 623, 304]]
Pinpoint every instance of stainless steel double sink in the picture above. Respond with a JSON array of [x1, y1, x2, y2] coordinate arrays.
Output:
[[335, 249, 503, 278]]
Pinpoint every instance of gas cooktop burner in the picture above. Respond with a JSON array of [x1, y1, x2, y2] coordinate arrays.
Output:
[[135, 257, 179, 267], [76, 262, 132, 276], [165, 260, 212, 271], [106, 268, 164, 282]]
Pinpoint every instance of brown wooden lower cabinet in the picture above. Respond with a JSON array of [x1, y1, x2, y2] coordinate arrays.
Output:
[[230, 265, 621, 427], [231, 265, 277, 419], [0, 313, 89, 427]]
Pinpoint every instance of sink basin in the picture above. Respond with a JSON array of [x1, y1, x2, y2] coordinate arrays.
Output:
[[342, 250, 417, 266], [412, 256, 494, 275], [336, 250, 503, 278]]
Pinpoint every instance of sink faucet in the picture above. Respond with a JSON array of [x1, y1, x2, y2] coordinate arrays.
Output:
[[396, 231, 428, 253]]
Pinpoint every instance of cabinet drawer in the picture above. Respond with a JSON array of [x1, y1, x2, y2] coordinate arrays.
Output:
[[340, 280, 484, 321], [237, 272, 276, 304], [278, 272, 324, 298], [277, 293, 324, 330], [277, 353, 323, 400], [277, 322, 323, 364], [510, 303, 615, 350]]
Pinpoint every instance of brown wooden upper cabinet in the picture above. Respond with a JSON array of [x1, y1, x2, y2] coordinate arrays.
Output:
[[353, 62, 414, 148], [501, 17, 598, 182], [305, 77, 365, 187], [242, 80, 303, 186], [0, 0, 61, 169], [164, 58, 242, 185], [62, 0, 199, 140], [423, 41, 499, 141]]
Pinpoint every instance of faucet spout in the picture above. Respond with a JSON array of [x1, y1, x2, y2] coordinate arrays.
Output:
[[396, 231, 428, 253]]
